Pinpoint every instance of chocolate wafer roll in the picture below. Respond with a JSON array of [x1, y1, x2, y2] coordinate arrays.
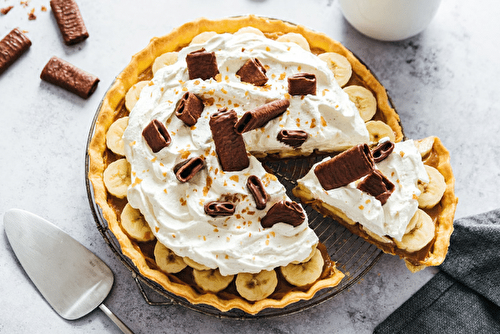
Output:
[[277, 129, 308, 148], [314, 144, 375, 190], [236, 58, 268, 86], [186, 48, 219, 80], [234, 99, 290, 134], [209, 108, 249, 172], [357, 170, 395, 205], [205, 201, 235, 216], [175, 92, 204, 126], [261, 201, 306, 228], [40, 56, 99, 98], [288, 73, 316, 96], [50, 0, 89, 45], [0, 28, 31, 75]]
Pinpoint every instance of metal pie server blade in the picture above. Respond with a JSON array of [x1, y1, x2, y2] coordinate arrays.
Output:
[[4, 208, 133, 334]]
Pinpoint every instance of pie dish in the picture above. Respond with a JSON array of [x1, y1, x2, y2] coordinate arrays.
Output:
[[87, 15, 456, 314]]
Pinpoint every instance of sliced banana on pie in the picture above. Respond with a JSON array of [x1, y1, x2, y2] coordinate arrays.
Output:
[[152, 52, 179, 75], [125, 81, 149, 112], [343, 85, 377, 121], [106, 117, 129, 156], [365, 120, 396, 143], [193, 269, 234, 293], [418, 165, 446, 209], [395, 209, 435, 253], [103, 158, 131, 198], [183, 256, 211, 271], [281, 248, 323, 286], [154, 242, 187, 274], [235, 270, 278, 301], [190, 31, 217, 45], [276, 32, 311, 52], [317, 52, 352, 87], [234, 26, 264, 36], [414, 136, 435, 158], [120, 203, 155, 242]]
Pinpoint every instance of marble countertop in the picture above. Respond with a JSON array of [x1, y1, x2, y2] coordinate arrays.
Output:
[[2, 0, 499, 333]]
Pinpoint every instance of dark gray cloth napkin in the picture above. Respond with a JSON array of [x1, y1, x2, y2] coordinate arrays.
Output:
[[374, 208, 500, 334]]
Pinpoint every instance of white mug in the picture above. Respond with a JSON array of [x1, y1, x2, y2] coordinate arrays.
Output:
[[339, 0, 442, 41]]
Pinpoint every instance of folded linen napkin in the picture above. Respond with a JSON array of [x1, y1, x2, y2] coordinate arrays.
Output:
[[374, 208, 500, 334]]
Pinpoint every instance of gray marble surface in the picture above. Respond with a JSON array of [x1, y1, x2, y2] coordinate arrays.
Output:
[[1, 0, 499, 333]]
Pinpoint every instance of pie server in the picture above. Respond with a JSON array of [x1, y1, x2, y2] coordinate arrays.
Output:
[[4, 208, 134, 333]]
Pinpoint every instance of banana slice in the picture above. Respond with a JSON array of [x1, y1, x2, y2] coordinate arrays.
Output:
[[106, 117, 129, 156], [365, 120, 396, 143], [395, 209, 435, 253], [343, 85, 377, 121], [183, 256, 211, 271], [363, 226, 393, 244], [193, 269, 234, 293], [154, 242, 187, 274], [152, 51, 179, 75], [291, 245, 316, 264], [418, 165, 446, 209], [414, 137, 435, 158], [190, 31, 217, 45], [317, 52, 352, 87], [276, 33, 311, 52], [125, 81, 148, 112], [235, 270, 278, 301], [103, 158, 131, 198], [280, 248, 323, 286], [234, 27, 264, 36], [120, 203, 155, 242]]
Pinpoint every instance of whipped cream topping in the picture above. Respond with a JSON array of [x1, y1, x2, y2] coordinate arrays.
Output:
[[298, 140, 429, 241], [123, 32, 369, 275]]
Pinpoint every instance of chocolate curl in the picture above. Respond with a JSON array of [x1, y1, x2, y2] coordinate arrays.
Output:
[[288, 73, 316, 96], [40, 56, 99, 98], [277, 129, 308, 148], [50, 0, 89, 45], [142, 119, 171, 153], [357, 170, 395, 205], [186, 48, 219, 80], [372, 141, 395, 163], [234, 99, 290, 134], [174, 156, 204, 183], [236, 58, 268, 86], [314, 144, 375, 190], [261, 201, 306, 228], [175, 92, 204, 126], [0, 28, 32, 75], [209, 108, 249, 172], [247, 175, 269, 210], [205, 201, 235, 216]]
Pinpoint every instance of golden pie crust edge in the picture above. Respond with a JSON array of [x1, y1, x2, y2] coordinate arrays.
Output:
[[87, 15, 404, 314]]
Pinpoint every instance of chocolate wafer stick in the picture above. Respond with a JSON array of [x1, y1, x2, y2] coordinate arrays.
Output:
[[40, 56, 99, 98], [247, 175, 269, 210], [142, 119, 171, 153], [288, 73, 316, 96], [372, 140, 394, 163], [209, 108, 249, 172], [0, 28, 31, 75], [236, 58, 268, 86], [314, 144, 375, 190], [357, 170, 395, 205], [261, 201, 306, 228], [277, 129, 308, 148], [175, 92, 204, 126], [174, 156, 204, 183], [205, 201, 235, 216], [234, 99, 290, 134], [186, 48, 219, 80], [50, 0, 89, 45]]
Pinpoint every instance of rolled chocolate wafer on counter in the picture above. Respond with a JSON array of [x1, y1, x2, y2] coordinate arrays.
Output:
[[314, 144, 374, 190], [209, 108, 249, 172], [234, 99, 290, 134], [261, 200, 306, 228], [236, 58, 268, 86], [0, 28, 31, 75], [50, 0, 89, 45], [40, 56, 99, 98], [357, 170, 395, 205]]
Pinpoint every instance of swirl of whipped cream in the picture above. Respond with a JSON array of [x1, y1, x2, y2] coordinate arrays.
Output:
[[298, 139, 429, 241], [123, 32, 369, 276]]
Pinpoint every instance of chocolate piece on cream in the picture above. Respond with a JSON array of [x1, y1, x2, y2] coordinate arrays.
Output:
[[50, 0, 89, 45], [314, 144, 375, 190], [40, 56, 99, 98], [236, 58, 268, 86], [277, 129, 308, 148], [204, 201, 236, 216], [209, 108, 249, 172], [186, 48, 219, 80], [247, 175, 269, 210], [234, 99, 290, 134], [142, 119, 171, 153], [175, 92, 204, 126], [0, 28, 32, 75], [357, 170, 395, 205], [372, 140, 395, 163], [174, 156, 204, 183], [261, 201, 306, 228], [288, 73, 316, 96]]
